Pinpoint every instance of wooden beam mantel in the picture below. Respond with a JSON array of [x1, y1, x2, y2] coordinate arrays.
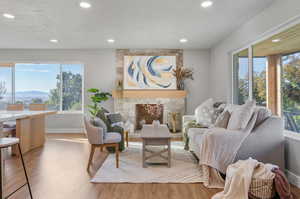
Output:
[[112, 90, 187, 99]]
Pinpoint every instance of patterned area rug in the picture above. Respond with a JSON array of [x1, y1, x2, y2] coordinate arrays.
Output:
[[91, 142, 202, 183]]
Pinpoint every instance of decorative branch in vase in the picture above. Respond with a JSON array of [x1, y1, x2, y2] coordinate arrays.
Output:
[[172, 67, 194, 90]]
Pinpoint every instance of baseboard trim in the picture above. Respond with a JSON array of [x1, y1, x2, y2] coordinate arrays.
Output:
[[46, 128, 84, 134], [286, 170, 300, 188]]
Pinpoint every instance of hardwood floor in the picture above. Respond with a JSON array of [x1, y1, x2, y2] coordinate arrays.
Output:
[[2, 134, 300, 199]]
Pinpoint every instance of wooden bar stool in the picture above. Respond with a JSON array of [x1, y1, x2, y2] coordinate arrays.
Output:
[[0, 138, 33, 199]]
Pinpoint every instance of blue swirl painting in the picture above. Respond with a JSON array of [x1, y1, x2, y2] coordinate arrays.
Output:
[[124, 56, 177, 89]]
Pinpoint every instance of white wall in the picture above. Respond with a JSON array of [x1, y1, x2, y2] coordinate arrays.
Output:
[[0, 49, 210, 131], [209, 0, 300, 186], [184, 50, 210, 114]]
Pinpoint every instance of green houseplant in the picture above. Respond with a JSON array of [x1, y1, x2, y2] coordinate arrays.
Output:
[[87, 88, 112, 118]]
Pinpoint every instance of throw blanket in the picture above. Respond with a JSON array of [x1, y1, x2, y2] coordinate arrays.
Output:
[[212, 158, 275, 199], [272, 168, 294, 199], [198, 112, 258, 188]]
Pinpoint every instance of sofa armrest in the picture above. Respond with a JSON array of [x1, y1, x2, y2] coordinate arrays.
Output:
[[236, 116, 285, 169], [183, 115, 196, 124]]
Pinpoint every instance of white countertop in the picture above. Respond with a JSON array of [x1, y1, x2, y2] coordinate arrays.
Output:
[[0, 111, 56, 122]]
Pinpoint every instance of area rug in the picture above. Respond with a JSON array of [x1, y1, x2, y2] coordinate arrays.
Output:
[[91, 142, 202, 183]]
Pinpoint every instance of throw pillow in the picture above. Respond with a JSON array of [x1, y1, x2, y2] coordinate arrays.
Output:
[[254, 107, 272, 128], [195, 98, 214, 127], [215, 111, 231, 128], [227, 100, 256, 130], [212, 103, 226, 123], [92, 117, 107, 138], [106, 113, 122, 124]]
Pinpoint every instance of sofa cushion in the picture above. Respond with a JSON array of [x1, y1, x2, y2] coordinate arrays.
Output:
[[3, 121, 16, 128], [195, 98, 214, 127], [188, 127, 208, 140], [254, 107, 272, 128], [215, 110, 231, 128], [227, 100, 256, 130]]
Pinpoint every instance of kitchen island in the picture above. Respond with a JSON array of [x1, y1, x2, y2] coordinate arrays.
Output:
[[0, 111, 56, 154]]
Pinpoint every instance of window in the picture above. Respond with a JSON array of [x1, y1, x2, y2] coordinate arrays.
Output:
[[282, 52, 300, 133], [0, 65, 13, 110], [233, 49, 249, 105], [15, 64, 61, 110], [0, 63, 83, 112], [253, 57, 267, 106], [232, 23, 300, 134], [61, 64, 83, 111]]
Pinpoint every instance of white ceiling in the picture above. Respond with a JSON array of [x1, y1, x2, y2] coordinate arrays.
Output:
[[0, 0, 274, 49]]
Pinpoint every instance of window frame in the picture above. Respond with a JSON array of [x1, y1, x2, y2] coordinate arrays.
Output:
[[231, 44, 300, 135], [2, 62, 84, 113]]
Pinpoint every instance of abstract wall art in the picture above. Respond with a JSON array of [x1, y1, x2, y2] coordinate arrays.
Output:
[[123, 56, 177, 89]]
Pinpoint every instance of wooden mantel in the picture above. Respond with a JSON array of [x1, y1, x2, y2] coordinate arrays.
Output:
[[112, 90, 187, 99]]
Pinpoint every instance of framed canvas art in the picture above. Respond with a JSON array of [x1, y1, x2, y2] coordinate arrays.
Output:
[[123, 56, 177, 89]]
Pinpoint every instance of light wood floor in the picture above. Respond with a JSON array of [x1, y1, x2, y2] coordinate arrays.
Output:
[[3, 134, 300, 199]]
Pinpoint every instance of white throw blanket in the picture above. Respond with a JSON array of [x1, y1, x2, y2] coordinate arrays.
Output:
[[212, 158, 275, 199], [198, 112, 258, 188]]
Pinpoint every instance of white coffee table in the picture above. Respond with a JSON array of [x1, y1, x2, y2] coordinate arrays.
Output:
[[141, 124, 171, 168]]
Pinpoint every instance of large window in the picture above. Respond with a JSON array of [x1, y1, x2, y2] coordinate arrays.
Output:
[[282, 52, 300, 133], [233, 49, 249, 105], [232, 23, 300, 134], [0, 65, 13, 110], [0, 63, 83, 112]]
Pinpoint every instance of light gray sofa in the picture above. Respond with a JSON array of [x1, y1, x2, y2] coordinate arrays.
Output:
[[183, 108, 285, 171]]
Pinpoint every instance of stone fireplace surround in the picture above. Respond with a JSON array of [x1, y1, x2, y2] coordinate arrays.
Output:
[[114, 98, 185, 131]]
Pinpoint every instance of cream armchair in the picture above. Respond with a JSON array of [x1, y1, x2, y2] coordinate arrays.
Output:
[[84, 116, 121, 171]]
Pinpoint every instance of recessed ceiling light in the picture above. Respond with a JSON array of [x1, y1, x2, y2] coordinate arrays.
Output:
[[201, 0, 213, 8], [107, 39, 115, 43], [179, 38, 188, 43], [79, 1, 91, 8], [272, 39, 281, 43], [50, 39, 58, 43], [3, 13, 15, 19]]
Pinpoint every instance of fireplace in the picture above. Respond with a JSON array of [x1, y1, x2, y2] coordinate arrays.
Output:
[[113, 97, 185, 132], [135, 104, 163, 130]]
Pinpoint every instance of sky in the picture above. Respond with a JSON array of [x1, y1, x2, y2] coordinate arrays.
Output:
[[14, 63, 83, 92], [239, 57, 267, 78]]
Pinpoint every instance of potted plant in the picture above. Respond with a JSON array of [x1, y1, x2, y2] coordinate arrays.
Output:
[[172, 67, 194, 90], [87, 88, 112, 119]]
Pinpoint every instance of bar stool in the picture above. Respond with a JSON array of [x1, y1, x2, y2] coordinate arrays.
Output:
[[0, 138, 33, 199]]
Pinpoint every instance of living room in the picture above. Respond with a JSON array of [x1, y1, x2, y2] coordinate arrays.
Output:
[[0, 0, 300, 198]]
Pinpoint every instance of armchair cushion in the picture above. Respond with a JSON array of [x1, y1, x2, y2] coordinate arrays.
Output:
[[84, 116, 104, 145], [92, 118, 107, 139], [104, 132, 122, 144], [106, 113, 122, 124]]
